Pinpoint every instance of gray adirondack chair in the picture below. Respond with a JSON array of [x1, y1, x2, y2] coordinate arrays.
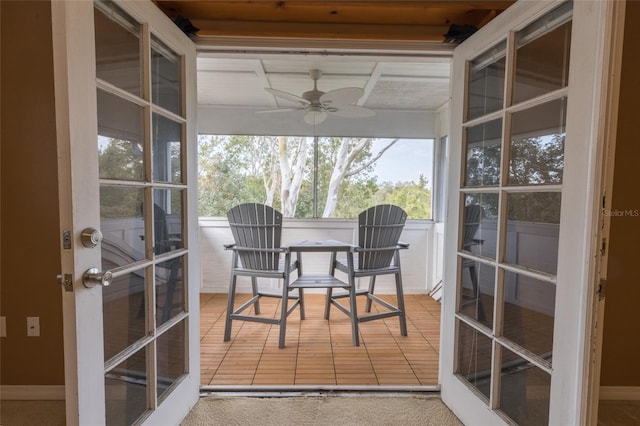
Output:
[[461, 204, 486, 322], [326, 204, 409, 346], [223, 203, 301, 349]]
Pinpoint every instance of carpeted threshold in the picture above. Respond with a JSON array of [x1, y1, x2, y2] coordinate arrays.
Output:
[[181, 394, 463, 426]]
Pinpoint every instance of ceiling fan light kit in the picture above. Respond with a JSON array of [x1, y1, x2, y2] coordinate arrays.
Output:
[[258, 69, 376, 125]]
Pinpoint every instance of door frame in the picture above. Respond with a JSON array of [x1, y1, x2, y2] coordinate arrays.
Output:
[[52, 0, 200, 424], [440, 0, 624, 424]]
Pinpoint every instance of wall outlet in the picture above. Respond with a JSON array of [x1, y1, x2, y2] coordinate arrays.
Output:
[[0, 316, 6, 337], [27, 316, 40, 337]]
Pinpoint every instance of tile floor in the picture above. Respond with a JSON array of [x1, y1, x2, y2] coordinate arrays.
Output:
[[200, 293, 441, 386]]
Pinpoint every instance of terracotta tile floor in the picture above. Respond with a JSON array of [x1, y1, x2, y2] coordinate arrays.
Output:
[[200, 293, 441, 386]]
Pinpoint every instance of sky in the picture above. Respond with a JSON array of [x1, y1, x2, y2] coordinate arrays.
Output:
[[370, 138, 434, 187]]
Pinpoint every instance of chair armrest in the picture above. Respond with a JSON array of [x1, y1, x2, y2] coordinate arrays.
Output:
[[225, 245, 288, 254], [398, 241, 410, 249]]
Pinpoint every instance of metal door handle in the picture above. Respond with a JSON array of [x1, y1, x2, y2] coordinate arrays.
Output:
[[83, 268, 112, 288]]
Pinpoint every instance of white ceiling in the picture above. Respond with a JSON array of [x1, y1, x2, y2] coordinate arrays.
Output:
[[197, 54, 451, 113]]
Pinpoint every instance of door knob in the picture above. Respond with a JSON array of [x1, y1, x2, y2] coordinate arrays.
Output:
[[83, 268, 112, 288]]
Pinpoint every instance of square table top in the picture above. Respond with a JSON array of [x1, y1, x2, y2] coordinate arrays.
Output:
[[286, 239, 355, 252]]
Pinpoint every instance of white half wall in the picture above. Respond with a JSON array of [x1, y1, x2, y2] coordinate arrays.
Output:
[[199, 218, 433, 294]]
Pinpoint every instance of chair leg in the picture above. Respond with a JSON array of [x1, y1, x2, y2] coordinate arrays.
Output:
[[251, 276, 260, 315], [278, 277, 289, 349], [365, 276, 376, 313], [394, 271, 408, 337], [224, 273, 237, 342], [325, 251, 337, 320], [299, 288, 305, 320], [324, 288, 333, 320], [348, 274, 360, 346], [469, 264, 486, 322]]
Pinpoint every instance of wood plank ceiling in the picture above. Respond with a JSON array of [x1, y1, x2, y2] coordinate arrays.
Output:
[[153, 1, 514, 42]]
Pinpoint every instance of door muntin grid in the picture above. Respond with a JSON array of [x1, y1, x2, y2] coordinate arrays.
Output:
[[455, 2, 572, 424], [94, 1, 188, 423]]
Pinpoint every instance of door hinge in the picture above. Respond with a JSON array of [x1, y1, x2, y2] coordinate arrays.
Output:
[[598, 279, 607, 300]]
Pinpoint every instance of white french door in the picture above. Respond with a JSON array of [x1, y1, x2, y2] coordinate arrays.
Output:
[[441, 1, 620, 424], [52, 1, 199, 424]]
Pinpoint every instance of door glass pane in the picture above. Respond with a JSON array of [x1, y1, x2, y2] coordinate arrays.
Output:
[[156, 257, 184, 326], [458, 261, 495, 329], [505, 192, 561, 275], [105, 347, 148, 426], [100, 186, 145, 268], [456, 320, 492, 400], [103, 270, 146, 361], [513, 2, 572, 104], [499, 346, 551, 425], [509, 98, 566, 186], [152, 35, 182, 116], [462, 193, 498, 259], [152, 113, 182, 183], [94, 1, 142, 97], [503, 271, 555, 361], [97, 90, 144, 181], [467, 41, 506, 120], [153, 188, 183, 255], [465, 119, 502, 186], [157, 320, 187, 402]]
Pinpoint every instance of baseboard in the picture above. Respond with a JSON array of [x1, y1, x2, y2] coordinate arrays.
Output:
[[599, 386, 640, 400], [0, 385, 65, 400]]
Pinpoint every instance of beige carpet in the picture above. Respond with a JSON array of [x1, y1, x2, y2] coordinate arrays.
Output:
[[181, 395, 463, 426]]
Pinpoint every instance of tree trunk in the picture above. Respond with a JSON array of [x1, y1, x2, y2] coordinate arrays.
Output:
[[279, 137, 309, 217], [322, 138, 398, 218], [322, 139, 350, 217]]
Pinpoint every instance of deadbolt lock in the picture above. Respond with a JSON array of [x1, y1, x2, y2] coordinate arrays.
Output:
[[81, 228, 103, 248]]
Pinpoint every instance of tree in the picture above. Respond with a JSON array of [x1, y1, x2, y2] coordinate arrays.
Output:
[[379, 174, 432, 219], [98, 138, 144, 218], [197, 135, 419, 219], [322, 137, 398, 218]]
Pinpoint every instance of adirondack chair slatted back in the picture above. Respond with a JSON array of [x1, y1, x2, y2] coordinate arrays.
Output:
[[462, 204, 483, 251], [358, 204, 407, 270], [227, 203, 282, 270]]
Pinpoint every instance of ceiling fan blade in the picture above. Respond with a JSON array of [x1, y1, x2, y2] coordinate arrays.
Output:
[[265, 88, 311, 106], [256, 108, 302, 114], [320, 87, 364, 106], [304, 110, 328, 125], [330, 105, 376, 118]]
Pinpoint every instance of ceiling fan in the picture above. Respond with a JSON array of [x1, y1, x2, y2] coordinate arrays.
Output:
[[258, 69, 376, 125]]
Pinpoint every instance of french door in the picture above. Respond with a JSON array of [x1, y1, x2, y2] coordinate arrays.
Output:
[[52, 1, 199, 424], [441, 1, 621, 424]]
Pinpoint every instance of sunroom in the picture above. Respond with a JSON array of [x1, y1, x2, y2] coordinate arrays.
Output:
[[2, 1, 639, 425]]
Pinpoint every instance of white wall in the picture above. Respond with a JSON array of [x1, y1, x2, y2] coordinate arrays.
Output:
[[198, 106, 436, 138], [199, 218, 433, 294]]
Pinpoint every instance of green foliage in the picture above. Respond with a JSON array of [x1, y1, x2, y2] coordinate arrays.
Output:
[[379, 174, 432, 219], [98, 138, 144, 181], [509, 135, 564, 185], [100, 186, 143, 219], [197, 135, 432, 219]]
